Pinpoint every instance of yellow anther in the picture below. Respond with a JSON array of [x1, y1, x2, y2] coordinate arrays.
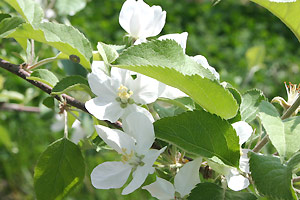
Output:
[[121, 148, 134, 164], [118, 85, 133, 103]]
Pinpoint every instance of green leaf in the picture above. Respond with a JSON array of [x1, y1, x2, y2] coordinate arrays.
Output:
[[97, 42, 119, 64], [7, 22, 92, 69], [249, 152, 297, 200], [0, 13, 11, 21], [51, 75, 93, 101], [116, 39, 215, 78], [4, 0, 44, 25], [42, 97, 55, 109], [259, 101, 300, 160], [154, 110, 240, 167], [227, 87, 242, 123], [154, 97, 195, 118], [27, 69, 59, 87], [55, 0, 86, 16], [34, 138, 85, 200], [188, 183, 257, 200], [119, 65, 237, 119], [116, 40, 238, 119], [287, 152, 300, 172], [251, 0, 300, 42], [0, 125, 13, 150], [0, 16, 24, 38], [282, 116, 300, 160], [241, 89, 267, 123]]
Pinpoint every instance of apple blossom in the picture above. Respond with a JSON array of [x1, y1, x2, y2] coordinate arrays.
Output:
[[85, 62, 164, 122], [119, 0, 166, 42], [272, 82, 300, 116], [142, 157, 202, 199], [91, 112, 166, 195]]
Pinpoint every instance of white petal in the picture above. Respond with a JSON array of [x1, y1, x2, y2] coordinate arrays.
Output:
[[232, 121, 253, 145], [129, 74, 161, 104], [144, 5, 166, 38], [85, 97, 123, 122], [111, 67, 132, 88], [143, 147, 167, 168], [95, 125, 135, 154], [122, 112, 155, 155], [240, 149, 250, 173], [122, 163, 151, 195], [119, 0, 137, 35], [142, 177, 175, 200], [87, 72, 117, 97], [192, 55, 220, 80], [226, 168, 249, 191], [123, 104, 154, 123], [158, 32, 188, 53], [91, 161, 132, 189], [159, 84, 188, 99], [70, 120, 87, 144], [174, 157, 202, 197], [119, 0, 165, 39], [91, 60, 106, 74]]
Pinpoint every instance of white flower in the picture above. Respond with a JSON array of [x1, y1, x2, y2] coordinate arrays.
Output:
[[91, 112, 166, 195], [225, 149, 250, 191], [232, 121, 253, 146], [119, 0, 166, 41], [142, 158, 202, 199], [225, 121, 253, 191], [272, 82, 300, 116], [85, 63, 164, 122]]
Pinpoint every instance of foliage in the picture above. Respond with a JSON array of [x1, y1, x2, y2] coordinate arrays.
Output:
[[1, 0, 300, 200]]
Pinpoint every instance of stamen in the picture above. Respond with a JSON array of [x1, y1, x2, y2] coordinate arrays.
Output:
[[117, 84, 134, 106]]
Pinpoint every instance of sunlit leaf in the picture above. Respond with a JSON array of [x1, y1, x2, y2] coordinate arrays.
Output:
[[34, 138, 85, 200], [154, 110, 240, 167], [249, 152, 297, 200], [7, 22, 92, 69], [116, 40, 238, 119], [251, 0, 300, 42]]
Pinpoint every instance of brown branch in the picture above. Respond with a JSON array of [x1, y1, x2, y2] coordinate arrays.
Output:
[[0, 102, 40, 113], [0, 58, 121, 128]]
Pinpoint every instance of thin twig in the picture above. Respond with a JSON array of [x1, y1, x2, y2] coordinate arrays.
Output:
[[0, 58, 121, 129], [0, 102, 40, 113]]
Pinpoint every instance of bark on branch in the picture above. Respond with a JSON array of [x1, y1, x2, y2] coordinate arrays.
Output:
[[0, 58, 121, 128], [0, 102, 40, 113]]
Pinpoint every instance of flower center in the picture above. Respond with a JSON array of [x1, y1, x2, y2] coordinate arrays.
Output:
[[116, 85, 134, 108], [121, 148, 134, 163], [285, 82, 300, 105], [120, 148, 145, 168]]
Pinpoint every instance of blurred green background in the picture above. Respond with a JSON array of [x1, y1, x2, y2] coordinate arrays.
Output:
[[0, 0, 299, 199]]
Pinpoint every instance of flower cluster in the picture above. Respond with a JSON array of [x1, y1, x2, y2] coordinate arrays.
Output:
[[85, 0, 254, 198]]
